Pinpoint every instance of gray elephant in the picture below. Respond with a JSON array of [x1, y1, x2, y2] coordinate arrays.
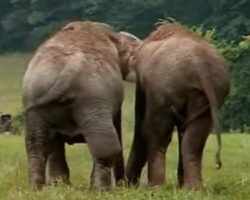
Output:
[[126, 24, 230, 190], [22, 21, 140, 189]]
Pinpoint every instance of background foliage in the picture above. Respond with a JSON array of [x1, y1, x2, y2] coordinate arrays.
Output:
[[1, 0, 250, 52], [1, 0, 250, 132]]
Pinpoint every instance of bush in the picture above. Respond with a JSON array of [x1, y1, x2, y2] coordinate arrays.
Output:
[[192, 25, 250, 132], [11, 110, 24, 135]]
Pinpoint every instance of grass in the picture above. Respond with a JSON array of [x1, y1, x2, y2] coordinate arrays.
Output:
[[0, 54, 249, 200], [0, 53, 31, 114]]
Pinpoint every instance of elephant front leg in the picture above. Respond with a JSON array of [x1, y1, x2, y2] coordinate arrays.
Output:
[[181, 110, 211, 190], [46, 135, 70, 184], [25, 110, 50, 188], [144, 105, 175, 187]]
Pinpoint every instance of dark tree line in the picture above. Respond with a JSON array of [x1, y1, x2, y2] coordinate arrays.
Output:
[[1, 0, 250, 51], [1, 0, 250, 132]]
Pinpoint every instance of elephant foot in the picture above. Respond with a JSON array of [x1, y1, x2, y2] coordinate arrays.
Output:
[[91, 173, 112, 190], [46, 178, 69, 185], [28, 157, 47, 188], [46, 172, 70, 185], [147, 182, 165, 188], [46, 155, 70, 185], [29, 174, 46, 189], [125, 162, 144, 187], [125, 177, 140, 187], [115, 178, 126, 187], [147, 175, 165, 188], [147, 176, 166, 187], [182, 181, 203, 191], [91, 162, 112, 190], [181, 169, 203, 191], [113, 151, 125, 187], [147, 150, 166, 187]]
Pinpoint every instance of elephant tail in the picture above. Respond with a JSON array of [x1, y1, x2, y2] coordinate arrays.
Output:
[[199, 70, 222, 169]]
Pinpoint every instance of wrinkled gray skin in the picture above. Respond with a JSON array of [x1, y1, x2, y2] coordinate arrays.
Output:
[[126, 25, 230, 190], [23, 21, 140, 189]]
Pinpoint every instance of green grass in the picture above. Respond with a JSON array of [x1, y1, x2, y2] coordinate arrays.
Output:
[[0, 54, 249, 200], [0, 53, 31, 114]]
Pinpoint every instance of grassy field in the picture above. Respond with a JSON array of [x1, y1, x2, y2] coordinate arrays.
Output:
[[0, 53, 31, 114], [0, 54, 249, 200]]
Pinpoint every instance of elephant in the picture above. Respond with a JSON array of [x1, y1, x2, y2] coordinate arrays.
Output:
[[125, 24, 230, 190], [22, 21, 141, 189]]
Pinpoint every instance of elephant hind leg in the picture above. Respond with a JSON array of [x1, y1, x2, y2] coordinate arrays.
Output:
[[143, 94, 176, 186], [145, 109, 175, 187], [181, 109, 211, 190], [88, 125, 121, 190], [76, 114, 122, 190], [25, 109, 50, 188], [46, 134, 70, 185]]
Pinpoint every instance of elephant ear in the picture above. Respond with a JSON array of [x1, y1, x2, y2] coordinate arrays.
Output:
[[119, 31, 141, 43], [119, 31, 142, 82], [92, 22, 115, 32], [62, 21, 86, 31]]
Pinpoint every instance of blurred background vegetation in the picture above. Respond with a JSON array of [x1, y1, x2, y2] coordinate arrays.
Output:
[[1, 0, 250, 51], [1, 0, 250, 132]]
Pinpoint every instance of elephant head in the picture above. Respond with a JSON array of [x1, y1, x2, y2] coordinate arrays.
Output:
[[62, 21, 142, 82], [118, 31, 142, 82]]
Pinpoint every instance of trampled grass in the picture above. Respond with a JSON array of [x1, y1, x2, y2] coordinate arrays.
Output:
[[0, 54, 249, 200]]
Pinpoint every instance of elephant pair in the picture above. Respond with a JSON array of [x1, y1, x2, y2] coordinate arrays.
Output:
[[23, 21, 229, 190]]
